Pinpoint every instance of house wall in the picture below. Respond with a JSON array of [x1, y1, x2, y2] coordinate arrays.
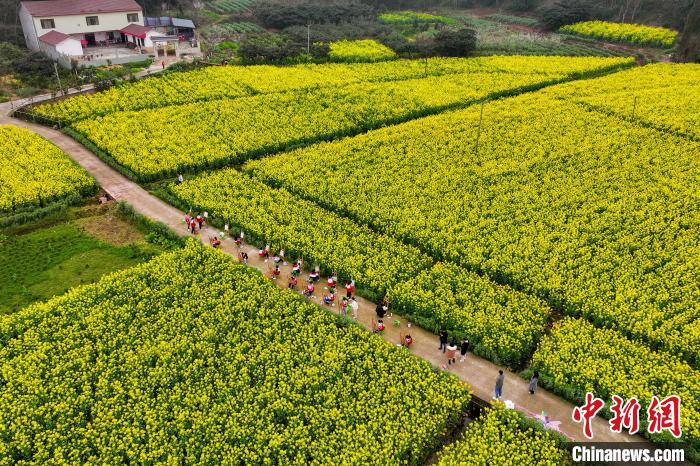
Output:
[[144, 31, 161, 48], [37, 40, 57, 59], [29, 10, 143, 37], [19, 5, 40, 51], [125, 30, 161, 49], [37, 38, 83, 60], [55, 39, 84, 56]]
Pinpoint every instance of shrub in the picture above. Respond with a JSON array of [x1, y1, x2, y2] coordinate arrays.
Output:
[[539, 0, 591, 31]]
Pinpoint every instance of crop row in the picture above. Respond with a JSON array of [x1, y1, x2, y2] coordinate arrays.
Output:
[[545, 63, 700, 140], [171, 170, 558, 371], [532, 317, 700, 446], [389, 262, 550, 368], [169, 169, 433, 295], [0, 126, 95, 214], [328, 39, 397, 62], [484, 14, 539, 27], [33, 56, 633, 123], [209, 0, 254, 14], [0, 243, 470, 464], [209, 21, 263, 35], [560, 20, 678, 47], [73, 70, 579, 180], [378, 11, 457, 25], [245, 91, 700, 366], [436, 406, 569, 465]]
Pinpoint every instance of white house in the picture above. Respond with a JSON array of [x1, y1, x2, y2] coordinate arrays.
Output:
[[19, 0, 145, 54], [37, 30, 83, 61], [120, 23, 160, 49]]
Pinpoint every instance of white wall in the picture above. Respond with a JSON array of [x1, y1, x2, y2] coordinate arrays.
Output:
[[30, 10, 143, 37], [19, 5, 40, 51], [37, 38, 83, 60], [55, 39, 84, 56], [144, 30, 161, 48]]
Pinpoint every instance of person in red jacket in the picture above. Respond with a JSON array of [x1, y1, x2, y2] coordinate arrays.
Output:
[[345, 280, 355, 298], [303, 282, 315, 297]]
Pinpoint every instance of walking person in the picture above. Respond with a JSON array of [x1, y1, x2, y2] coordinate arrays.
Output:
[[345, 280, 354, 298], [438, 328, 448, 353], [494, 370, 505, 400], [528, 371, 540, 395], [460, 337, 470, 362], [350, 297, 359, 320], [177, 173, 184, 184], [375, 302, 386, 319], [446, 341, 457, 366], [340, 297, 348, 317], [239, 251, 248, 264], [196, 214, 204, 230], [291, 260, 301, 277], [189, 218, 197, 235]]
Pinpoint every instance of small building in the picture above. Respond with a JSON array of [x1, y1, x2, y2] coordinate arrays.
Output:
[[19, 0, 144, 53], [37, 30, 83, 60], [120, 23, 160, 49], [145, 16, 197, 40], [19, 0, 200, 66]]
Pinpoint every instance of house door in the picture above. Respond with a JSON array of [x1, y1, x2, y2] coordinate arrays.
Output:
[[85, 33, 96, 46]]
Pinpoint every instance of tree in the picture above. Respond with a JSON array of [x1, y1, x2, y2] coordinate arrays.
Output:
[[539, 0, 591, 31], [432, 28, 476, 57], [238, 32, 328, 63], [678, 0, 700, 62]]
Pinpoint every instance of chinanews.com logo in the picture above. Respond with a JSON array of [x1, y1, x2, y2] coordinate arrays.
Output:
[[567, 393, 686, 465]]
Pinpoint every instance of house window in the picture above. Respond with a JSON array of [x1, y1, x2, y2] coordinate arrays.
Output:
[[86, 16, 99, 26], [40, 18, 55, 29], [127, 13, 139, 22]]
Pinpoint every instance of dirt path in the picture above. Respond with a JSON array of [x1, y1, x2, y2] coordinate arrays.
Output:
[[0, 99, 648, 445]]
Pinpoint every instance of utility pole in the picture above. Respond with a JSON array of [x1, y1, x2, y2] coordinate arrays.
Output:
[[631, 95, 637, 119], [53, 62, 64, 96], [307, 22, 311, 55]]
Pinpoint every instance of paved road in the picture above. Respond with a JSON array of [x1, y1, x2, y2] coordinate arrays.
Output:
[[0, 87, 646, 445]]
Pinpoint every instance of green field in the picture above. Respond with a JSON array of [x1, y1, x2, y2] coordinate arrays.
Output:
[[209, 0, 254, 13], [0, 203, 169, 314], [209, 21, 264, 36]]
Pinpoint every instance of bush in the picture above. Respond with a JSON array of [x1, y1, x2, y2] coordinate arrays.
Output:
[[238, 32, 328, 63], [432, 28, 477, 57], [539, 0, 591, 31], [283, 19, 408, 50]]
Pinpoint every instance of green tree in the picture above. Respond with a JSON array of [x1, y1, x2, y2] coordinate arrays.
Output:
[[432, 28, 476, 57], [678, 0, 700, 62]]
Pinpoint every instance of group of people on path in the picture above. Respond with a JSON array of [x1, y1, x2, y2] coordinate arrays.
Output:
[[439, 328, 470, 367], [184, 213, 207, 236], [254, 245, 363, 321], [438, 327, 540, 400], [203, 230, 543, 404]]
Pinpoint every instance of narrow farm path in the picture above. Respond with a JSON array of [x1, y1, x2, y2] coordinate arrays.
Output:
[[0, 102, 646, 445]]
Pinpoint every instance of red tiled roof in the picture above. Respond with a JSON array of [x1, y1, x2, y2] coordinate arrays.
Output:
[[38, 30, 75, 45], [120, 23, 154, 38], [21, 0, 141, 17]]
